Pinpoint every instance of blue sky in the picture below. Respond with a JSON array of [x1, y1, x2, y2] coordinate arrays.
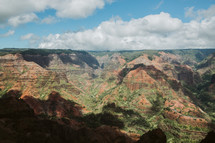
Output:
[[0, 0, 215, 50]]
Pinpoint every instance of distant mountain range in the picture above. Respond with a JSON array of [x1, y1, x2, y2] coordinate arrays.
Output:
[[0, 48, 215, 142]]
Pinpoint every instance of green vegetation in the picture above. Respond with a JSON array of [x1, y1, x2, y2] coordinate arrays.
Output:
[[166, 49, 215, 63], [0, 48, 88, 56], [183, 52, 215, 123], [90, 50, 160, 62], [0, 48, 27, 56], [81, 111, 125, 128], [0, 48, 215, 142], [160, 119, 210, 143], [81, 103, 151, 133], [0, 84, 13, 97]]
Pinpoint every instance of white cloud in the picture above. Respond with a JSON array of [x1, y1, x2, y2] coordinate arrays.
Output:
[[51, 0, 105, 18], [198, 5, 215, 19], [8, 13, 39, 27], [20, 33, 35, 40], [0, 0, 110, 25], [185, 5, 215, 20], [185, 7, 196, 18], [21, 33, 40, 48], [0, 30, 15, 37], [41, 16, 57, 24], [37, 11, 215, 50], [105, 0, 115, 4]]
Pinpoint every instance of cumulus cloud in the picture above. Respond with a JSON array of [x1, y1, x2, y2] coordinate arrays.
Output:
[[8, 13, 39, 27], [0, 0, 110, 26], [41, 16, 57, 24], [185, 5, 215, 20], [0, 30, 15, 37], [21, 33, 40, 48], [51, 0, 105, 18], [37, 11, 215, 50]]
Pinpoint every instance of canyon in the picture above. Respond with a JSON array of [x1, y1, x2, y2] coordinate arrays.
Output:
[[0, 48, 215, 142]]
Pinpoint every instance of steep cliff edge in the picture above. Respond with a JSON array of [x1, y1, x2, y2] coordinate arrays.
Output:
[[21, 49, 100, 69]]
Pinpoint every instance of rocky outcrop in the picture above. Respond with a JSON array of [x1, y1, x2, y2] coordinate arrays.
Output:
[[23, 91, 82, 118], [118, 64, 167, 84], [0, 91, 134, 143], [121, 66, 156, 90], [0, 53, 50, 97], [0, 91, 34, 119], [136, 128, 166, 143]]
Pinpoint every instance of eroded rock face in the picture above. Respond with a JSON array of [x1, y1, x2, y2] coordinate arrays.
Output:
[[21, 50, 100, 69], [122, 66, 156, 90], [118, 64, 167, 85], [123, 52, 200, 87], [175, 65, 201, 85], [0, 53, 50, 98], [136, 128, 166, 143], [116, 56, 211, 136]]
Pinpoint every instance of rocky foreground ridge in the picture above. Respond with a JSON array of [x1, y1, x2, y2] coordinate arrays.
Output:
[[1, 90, 214, 143]]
